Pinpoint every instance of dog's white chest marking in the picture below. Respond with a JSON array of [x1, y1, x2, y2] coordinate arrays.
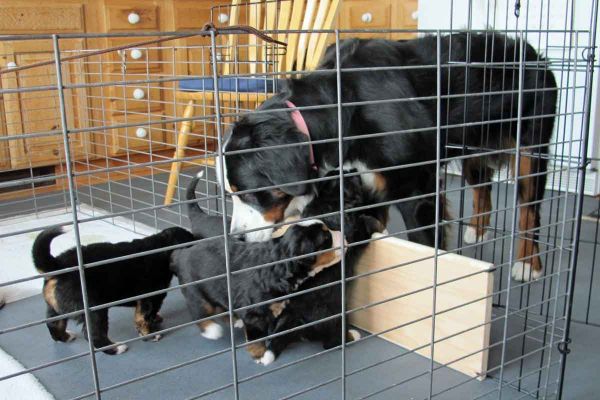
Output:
[[343, 160, 379, 193], [285, 194, 314, 218]]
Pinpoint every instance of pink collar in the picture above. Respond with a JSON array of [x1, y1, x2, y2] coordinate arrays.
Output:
[[286, 100, 317, 171]]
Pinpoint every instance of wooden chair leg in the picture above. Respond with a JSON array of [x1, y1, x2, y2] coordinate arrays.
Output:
[[164, 100, 195, 205]]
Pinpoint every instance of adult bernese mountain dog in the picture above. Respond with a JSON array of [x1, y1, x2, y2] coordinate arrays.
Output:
[[219, 32, 557, 282], [32, 226, 194, 355]]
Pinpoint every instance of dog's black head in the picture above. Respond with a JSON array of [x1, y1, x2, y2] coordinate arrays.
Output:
[[158, 227, 195, 246], [218, 98, 317, 242], [276, 219, 345, 275]]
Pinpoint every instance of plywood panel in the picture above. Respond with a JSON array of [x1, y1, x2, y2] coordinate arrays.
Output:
[[349, 234, 494, 379]]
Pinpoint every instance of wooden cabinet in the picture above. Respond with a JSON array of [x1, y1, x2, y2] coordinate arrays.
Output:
[[0, 99, 10, 171], [104, 4, 159, 31], [0, 40, 92, 169], [172, 0, 230, 146], [109, 113, 165, 155], [340, 0, 395, 39], [0, 0, 420, 171], [338, 0, 418, 40]]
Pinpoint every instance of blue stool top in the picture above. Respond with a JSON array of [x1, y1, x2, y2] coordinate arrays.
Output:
[[178, 77, 284, 93]]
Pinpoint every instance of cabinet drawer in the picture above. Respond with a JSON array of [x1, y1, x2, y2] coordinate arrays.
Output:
[[340, 0, 392, 38], [174, 1, 231, 29], [110, 114, 165, 155], [105, 5, 158, 31], [107, 39, 162, 72], [109, 85, 163, 113], [0, 6, 83, 32], [392, 0, 418, 40]]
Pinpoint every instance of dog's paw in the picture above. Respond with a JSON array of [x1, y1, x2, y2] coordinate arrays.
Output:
[[65, 330, 77, 342], [114, 344, 128, 355], [511, 262, 542, 282], [256, 350, 275, 366], [151, 334, 163, 342], [348, 329, 361, 342], [201, 322, 224, 340], [463, 226, 493, 244], [233, 319, 245, 329]]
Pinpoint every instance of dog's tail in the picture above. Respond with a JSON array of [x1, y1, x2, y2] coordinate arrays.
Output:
[[186, 170, 207, 222], [32, 226, 65, 273]]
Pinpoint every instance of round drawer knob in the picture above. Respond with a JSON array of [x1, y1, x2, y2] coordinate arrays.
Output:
[[135, 127, 148, 138], [218, 13, 229, 24], [6, 62, 17, 68], [132, 88, 146, 100], [411, 11, 418, 20], [128, 12, 141, 25], [130, 49, 143, 60], [361, 12, 373, 23]]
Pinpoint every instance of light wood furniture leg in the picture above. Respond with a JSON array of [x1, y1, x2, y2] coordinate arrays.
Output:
[[164, 100, 195, 205]]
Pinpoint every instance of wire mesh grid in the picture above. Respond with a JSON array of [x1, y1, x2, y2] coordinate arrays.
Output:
[[0, 0, 598, 399]]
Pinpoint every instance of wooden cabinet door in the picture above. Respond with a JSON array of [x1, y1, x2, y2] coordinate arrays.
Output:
[[0, 98, 10, 171], [339, 0, 393, 39], [0, 39, 91, 169]]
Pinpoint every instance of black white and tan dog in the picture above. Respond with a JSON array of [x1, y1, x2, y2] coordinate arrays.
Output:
[[262, 170, 388, 358], [32, 226, 194, 355], [185, 170, 386, 361], [172, 181, 345, 364], [218, 32, 557, 282]]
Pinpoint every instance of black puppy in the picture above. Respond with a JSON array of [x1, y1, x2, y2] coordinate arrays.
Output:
[[32, 226, 194, 355], [263, 171, 388, 357], [172, 187, 344, 364]]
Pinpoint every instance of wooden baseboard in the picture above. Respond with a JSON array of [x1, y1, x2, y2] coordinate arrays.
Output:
[[349, 234, 494, 380], [0, 146, 215, 202]]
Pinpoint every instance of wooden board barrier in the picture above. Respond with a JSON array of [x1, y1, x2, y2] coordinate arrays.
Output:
[[348, 234, 494, 380]]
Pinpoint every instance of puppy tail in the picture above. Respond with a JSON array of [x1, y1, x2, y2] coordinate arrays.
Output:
[[32, 226, 65, 273], [186, 170, 204, 203], [186, 170, 208, 223]]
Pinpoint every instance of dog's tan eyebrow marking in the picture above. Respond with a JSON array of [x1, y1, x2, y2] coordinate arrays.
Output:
[[269, 301, 289, 317], [313, 250, 338, 270], [262, 199, 291, 223]]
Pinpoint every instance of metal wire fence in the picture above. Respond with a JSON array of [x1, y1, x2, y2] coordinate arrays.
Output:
[[0, 0, 599, 399]]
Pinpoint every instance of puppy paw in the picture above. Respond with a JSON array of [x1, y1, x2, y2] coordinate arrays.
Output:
[[103, 344, 128, 355], [348, 329, 361, 342], [115, 344, 129, 355], [256, 350, 275, 366], [201, 322, 224, 340], [463, 226, 492, 244], [511, 262, 542, 282], [65, 330, 77, 342], [151, 334, 163, 342], [233, 319, 245, 329]]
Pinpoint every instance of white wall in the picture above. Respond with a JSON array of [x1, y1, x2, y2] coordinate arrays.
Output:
[[418, 0, 599, 194]]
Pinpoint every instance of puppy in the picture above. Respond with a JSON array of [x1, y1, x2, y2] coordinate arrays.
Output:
[[171, 209, 345, 365], [264, 170, 388, 357], [32, 226, 194, 355]]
